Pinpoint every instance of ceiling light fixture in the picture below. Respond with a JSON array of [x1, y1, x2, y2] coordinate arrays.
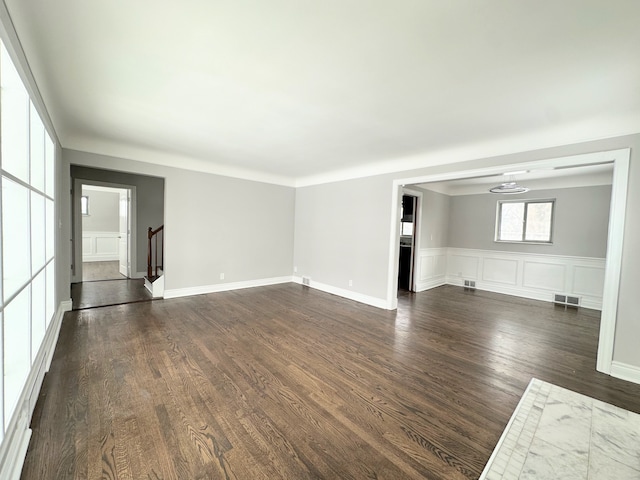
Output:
[[489, 182, 530, 194], [489, 173, 529, 194]]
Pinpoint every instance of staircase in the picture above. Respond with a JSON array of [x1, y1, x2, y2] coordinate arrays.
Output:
[[144, 225, 164, 297]]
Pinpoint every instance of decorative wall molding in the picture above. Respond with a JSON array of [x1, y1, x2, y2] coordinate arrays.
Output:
[[164, 276, 292, 299], [610, 361, 640, 385], [415, 247, 447, 292], [292, 276, 391, 310], [446, 248, 606, 310], [0, 299, 72, 480], [413, 247, 605, 310], [82, 231, 119, 261]]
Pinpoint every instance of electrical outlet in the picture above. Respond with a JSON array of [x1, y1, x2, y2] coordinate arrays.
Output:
[[220, 273, 225, 280], [349, 280, 353, 287], [294, 266, 298, 273]]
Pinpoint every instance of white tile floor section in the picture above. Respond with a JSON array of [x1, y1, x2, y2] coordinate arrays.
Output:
[[480, 378, 640, 479]]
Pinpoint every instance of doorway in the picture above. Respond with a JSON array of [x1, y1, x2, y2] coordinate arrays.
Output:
[[72, 178, 152, 309], [398, 193, 418, 291], [81, 184, 131, 281], [386, 149, 630, 376]]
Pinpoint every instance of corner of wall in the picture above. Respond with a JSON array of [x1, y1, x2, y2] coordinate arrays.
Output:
[[610, 361, 640, 386]]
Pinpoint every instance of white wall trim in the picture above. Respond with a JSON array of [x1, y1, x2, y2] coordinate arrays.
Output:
[[444, 248, 605, 310], [164, 276, 292, 299], [412, 247, 607, 309], [81, 231, 120, 261], [0, 299, 72, 480], [415, 247, 448, 292], [597, 152, 630, 374], [292, 276, 390, 310], [610, 361, 640, 385], [144, 275, 165, 298]]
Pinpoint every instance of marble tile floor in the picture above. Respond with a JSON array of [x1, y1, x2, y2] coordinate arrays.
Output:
[[481, 378, 640, 480]]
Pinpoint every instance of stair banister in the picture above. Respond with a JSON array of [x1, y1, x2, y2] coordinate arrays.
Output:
[[147, 225, 164, 278]]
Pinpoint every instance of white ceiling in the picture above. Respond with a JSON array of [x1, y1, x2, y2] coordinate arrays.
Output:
[[6, 1, 640, 186], [415, 163, 613, 196]]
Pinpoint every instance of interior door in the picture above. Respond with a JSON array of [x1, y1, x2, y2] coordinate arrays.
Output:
[[118, 190, 129, 277]]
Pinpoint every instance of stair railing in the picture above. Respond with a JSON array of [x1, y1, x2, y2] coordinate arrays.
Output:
[[147, 225, 164, 278]]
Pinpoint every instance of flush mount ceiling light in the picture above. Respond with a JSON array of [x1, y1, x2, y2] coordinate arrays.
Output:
[[489, 172, 530, 194], [489, 182, 530, 194]]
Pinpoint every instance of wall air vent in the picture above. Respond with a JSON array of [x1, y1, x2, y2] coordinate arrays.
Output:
[[302, 276, 311, 286], [464, 280, 476, 290], [554, 293, 580, 308], [554, 294, 567, 304]]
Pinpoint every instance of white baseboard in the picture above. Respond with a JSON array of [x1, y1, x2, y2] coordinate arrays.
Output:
[[444, 248, 605, 311], [0, 299, 72, 480], [164, 276, 293, 299], [610, 361, 640, 385], [144, 275, 165, 298], [82, 255, 119, 262], [292, 276, 391, 310], [446, 276, 602, 310], [415, 277, 446, 293]]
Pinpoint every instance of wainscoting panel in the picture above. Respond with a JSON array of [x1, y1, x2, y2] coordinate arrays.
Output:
[[482, 257, 519, 286], [448, 254, 480, 281], [416, 248, 447, 292], [572, 265, 606, 298], [523, 261, 566, 292], [444, 248, 605, 310], [82, 231, 119, 261]]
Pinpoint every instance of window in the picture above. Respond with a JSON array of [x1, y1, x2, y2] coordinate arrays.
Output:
[[81, 195, 89, 215], [496, 199, 554, 243], [1, 40, 56, 437]]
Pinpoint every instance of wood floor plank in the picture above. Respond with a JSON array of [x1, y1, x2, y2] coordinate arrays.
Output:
[[22, 284, 640, 479]]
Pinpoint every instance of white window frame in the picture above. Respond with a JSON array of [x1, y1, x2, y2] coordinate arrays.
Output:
[[495, 198, 555, 244]]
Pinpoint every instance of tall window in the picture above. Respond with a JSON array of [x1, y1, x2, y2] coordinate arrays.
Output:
[[0, 41, 56, 439], [496, 199, 554, 243]]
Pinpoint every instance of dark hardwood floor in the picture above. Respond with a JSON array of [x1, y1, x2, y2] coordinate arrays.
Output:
[[22, 284, 640, 479], [71, 278, 152, 310]]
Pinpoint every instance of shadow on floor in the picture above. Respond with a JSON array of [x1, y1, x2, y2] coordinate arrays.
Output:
[[71, 278, 153, 310]]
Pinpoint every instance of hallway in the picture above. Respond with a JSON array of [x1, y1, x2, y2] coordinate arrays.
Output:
[[71, 278, 152, 310]]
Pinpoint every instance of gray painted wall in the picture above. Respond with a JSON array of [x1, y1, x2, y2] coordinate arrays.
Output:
[[413, 187, 450, 249], [64, 149, 295, 290], [294, 175, 392, 299], [447, 185, 611, 258], [81, 188, 120, 232], [71, 162, 165, 273]]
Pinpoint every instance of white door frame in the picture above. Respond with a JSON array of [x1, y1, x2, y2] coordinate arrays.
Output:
[[386, 148, 630, 375], [118, 189, 131, 277], [72, 178, 137, 283]]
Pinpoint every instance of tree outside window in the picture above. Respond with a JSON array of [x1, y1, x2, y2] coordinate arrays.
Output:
[[496, 200, 554, 243]]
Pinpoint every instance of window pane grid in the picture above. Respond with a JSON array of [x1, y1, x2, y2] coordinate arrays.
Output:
[[0, 39, 56, 438], [497, 200, 554, 244]]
